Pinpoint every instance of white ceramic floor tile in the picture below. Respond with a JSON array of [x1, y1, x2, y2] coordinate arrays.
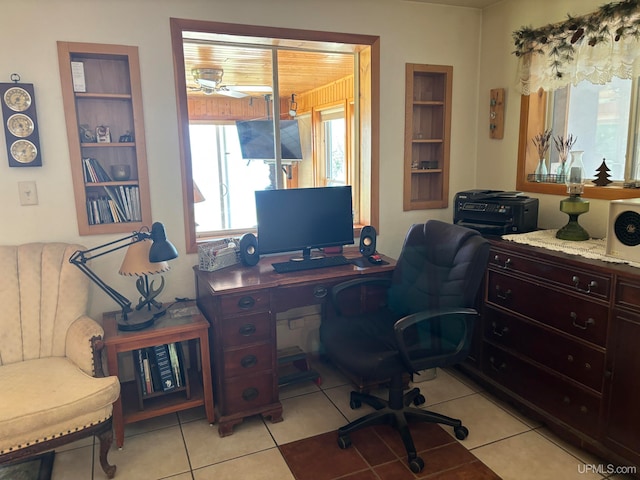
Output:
[[312, 358, 351, 389], [192, 448, 295, 480], [123, 411, 180, 439], [478, 391, 543, 429], [412, 367, 476, 406], [323, 384, 378, 422], [182, 415, 275, 469], [278, 378, 321, 400], [98, 425, 190, 479], [266, 391, 350, 444], [51, 444, 94, 480], [177, 405, 207, 424], [427, 392, 531, 448], [472, 430, 604, 480]]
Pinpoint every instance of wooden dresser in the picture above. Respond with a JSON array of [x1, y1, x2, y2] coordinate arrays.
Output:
[[459, 237, 640, 472]]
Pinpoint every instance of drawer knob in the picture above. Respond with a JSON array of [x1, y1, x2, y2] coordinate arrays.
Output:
[[571, 276, 598, 294], [491, 322, 509, 337], [238, 323, 257, 336], [489, 356, 507, 372], [580, 405, 588, 414], [240, 355, 258, 368], [494, 255, 512, 269], [238, 296, 256, 309], [313, 285, 328, 298], [567, 355, 574, 362], [563, 396, 571, 404], [242, 387, 259, 402], [570, 312, 595, 330], [584, 363, 591, 370], [495, 285, 512, 300]]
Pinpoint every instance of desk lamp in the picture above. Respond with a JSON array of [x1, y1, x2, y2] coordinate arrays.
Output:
[[556, 151, 590, 241], [70, 222, 179, 331]]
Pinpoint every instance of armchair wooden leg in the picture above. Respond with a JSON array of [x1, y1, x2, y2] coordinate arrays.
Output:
[[97, 419, 116, 479]]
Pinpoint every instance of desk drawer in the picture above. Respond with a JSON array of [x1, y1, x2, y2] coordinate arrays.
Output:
[[490, 248, 610, 301], [272, 282, 336, 312], [220, 312, 272, 347], [221, 371, 277, 415], [484, 308, 605, 391], [220, 291, 270, 315], [223, 343, 273, 378], [483, 343, 601, 438], [486, 270, 608, 346]]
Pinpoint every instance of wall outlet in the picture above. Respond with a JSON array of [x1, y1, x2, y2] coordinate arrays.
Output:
[[18, 181, 38, 206]]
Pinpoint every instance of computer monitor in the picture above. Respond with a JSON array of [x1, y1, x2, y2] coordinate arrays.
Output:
[[255, 186, 354, 260]]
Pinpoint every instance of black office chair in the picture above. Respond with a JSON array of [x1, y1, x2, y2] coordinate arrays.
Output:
[[319, 220, 490, 473]]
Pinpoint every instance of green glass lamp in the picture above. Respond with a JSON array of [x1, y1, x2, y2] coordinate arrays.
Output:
[[556, 151, 590, 241]]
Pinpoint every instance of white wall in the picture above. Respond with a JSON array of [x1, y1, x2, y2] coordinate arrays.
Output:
[[478, 0, 617, 239], [0, 0, 482, 319]]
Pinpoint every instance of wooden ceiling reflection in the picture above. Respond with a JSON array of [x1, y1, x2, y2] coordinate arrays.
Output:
[[183, 41, 355, 99]]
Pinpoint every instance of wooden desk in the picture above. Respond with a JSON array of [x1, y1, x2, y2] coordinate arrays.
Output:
[[103, 301, 215, 448], [195, 248, 396, 436]]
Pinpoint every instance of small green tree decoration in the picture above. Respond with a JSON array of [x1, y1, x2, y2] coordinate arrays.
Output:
[[593, 158, 612, 186]]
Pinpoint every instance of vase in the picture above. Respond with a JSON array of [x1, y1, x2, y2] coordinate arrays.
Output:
[[556, 160, 567, 183], [535, 157, 547, 181]]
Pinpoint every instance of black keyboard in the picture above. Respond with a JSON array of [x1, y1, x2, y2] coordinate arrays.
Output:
[[272, 255, 351, 273]]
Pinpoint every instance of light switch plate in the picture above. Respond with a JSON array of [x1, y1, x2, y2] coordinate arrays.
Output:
[[18, 181, 38, 205]]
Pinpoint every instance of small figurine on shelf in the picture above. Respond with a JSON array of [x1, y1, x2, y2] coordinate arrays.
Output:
[[592, 158, 612, 186], [119, 131, 133, 143], [532, 129, 552, 182], [79, 124, 96, 143], [96, 125, 111, 143]]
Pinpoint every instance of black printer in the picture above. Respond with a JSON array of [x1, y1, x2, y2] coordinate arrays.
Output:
[[454, 190, 539, 235]]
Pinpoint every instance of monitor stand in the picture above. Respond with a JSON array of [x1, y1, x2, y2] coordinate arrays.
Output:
[[290, 247, 324, 262]]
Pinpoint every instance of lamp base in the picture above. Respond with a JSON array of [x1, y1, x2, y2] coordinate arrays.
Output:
[[116, 306, 166, 331], [556, 196, 590, 241]]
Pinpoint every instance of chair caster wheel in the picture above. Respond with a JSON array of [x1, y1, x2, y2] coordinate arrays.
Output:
[[409, 456, 424, 473], [413, 394, 426, 406], [337, 435, 351, 449], [349, 399, 362, 409], [454, 425, 469, 440]]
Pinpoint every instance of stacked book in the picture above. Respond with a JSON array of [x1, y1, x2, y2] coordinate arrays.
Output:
[[86, 185, 141, 224], [133, 343, 186, 396]]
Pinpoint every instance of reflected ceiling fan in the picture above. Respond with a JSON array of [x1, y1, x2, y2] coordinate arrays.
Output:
[[190, 68, 272, 98]]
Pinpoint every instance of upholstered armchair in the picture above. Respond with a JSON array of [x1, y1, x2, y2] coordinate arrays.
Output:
[[0, 243, 120, 478]]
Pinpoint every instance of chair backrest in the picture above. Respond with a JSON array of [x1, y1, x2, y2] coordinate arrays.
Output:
[[387, 220, 490, 316], [0, 243, 89, 366]]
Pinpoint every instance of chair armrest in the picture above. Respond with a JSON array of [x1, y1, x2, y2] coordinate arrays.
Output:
[[66, 315, 106, 377], [393, 308, 479, 373], [331, 277, 391, 316]]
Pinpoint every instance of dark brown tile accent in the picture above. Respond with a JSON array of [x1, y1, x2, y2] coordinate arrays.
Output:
[[279, 424, 502, 480]]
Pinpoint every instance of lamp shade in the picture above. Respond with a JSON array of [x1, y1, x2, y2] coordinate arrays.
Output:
[[149, 222, 179, 262], [119, 239, 169, 276]]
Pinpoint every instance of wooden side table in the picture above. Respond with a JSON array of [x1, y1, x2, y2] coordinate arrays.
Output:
[[103, 301, 215, 448]]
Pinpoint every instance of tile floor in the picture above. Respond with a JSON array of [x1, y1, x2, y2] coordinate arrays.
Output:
[[51, 361, 637, 480]]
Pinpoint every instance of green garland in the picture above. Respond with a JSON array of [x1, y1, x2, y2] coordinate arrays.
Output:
[[513, 0, 640, 79]]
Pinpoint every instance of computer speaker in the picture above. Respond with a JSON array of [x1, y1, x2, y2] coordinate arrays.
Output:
[[359, 226, 377, 257], [239, 233, 260, 266], [606, 199, 640, 263]]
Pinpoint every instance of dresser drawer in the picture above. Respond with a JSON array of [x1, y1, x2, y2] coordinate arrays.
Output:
[[486, 270, 608, 346], [220, 290, 270, 315], [615, 276, 640, 311], [221, 371, 277, 415], [483, 343, 601, 438], [272, 282, 336, 312], [484, 308, 605, 391], [223, 343, 273, 378], [490, 248, 610, 301], [219, 312, 272, 347]]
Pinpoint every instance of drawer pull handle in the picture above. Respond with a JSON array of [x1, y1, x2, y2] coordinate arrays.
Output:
[[238, 323, 257, 336], [313, 285, 328, 298], [495, 285, 511, 300], [494, 255, 512, 269], [571, 276, 598, 294], [580, 406, 588, 414], [584, 363, 591, 370], [570, 312, 595, 330], [567, 355, 574, 362], [240, 355, 258, 368], [491, 322, 509, 337], [242, 387, 259, 402], [238, 296, 256, 309], [489, 356, 507, 372]]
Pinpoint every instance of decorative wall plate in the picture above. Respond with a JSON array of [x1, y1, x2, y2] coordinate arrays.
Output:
[[1, 80, 42, 167]]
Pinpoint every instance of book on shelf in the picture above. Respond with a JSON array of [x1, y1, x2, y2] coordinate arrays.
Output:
[[133, 349, 147, 395], [167, 343, 183, 388], [142, 351, 152, 394], [147, 347, 163, 393], [152, 344, 176, 392], [83, 157, 112, 183]]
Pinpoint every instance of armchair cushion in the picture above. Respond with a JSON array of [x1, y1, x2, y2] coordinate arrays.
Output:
[[0, 357, 119, 454]]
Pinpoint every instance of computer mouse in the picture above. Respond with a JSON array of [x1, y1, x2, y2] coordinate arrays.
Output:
[[368, 254, 383, 264]]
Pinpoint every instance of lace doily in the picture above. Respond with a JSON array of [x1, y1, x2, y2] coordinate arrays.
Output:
[[501, 229, 640, 269]]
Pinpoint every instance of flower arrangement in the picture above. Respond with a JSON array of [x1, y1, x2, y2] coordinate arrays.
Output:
[[532, 129, 553, 180], [554, 134, 577, 163]]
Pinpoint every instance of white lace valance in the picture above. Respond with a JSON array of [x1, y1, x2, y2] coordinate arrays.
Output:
[[514, 1, 640, 94]]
